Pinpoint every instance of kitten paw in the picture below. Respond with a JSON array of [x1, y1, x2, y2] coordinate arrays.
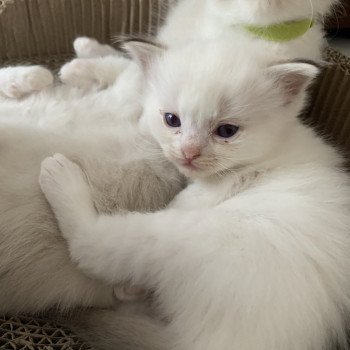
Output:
[[74, 37, 117, 58], [59, 58, 102, 88], [59, 56, 128, 89], [0, 66, 53, 99], [39, 154, 93, 229]]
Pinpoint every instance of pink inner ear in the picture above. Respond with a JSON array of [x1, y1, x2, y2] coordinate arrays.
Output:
[[280, 73, 308, 105]]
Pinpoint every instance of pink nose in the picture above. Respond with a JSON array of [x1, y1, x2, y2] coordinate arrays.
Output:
[[181, 145, 201, 162]]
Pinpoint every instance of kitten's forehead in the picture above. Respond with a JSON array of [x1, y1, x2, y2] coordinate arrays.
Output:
[[156, 38, 270, 85], [152, 40, 268, 120]]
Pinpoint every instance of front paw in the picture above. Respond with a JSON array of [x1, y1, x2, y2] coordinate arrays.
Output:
[[39, 154, 93, 234], [0, 66, 53, 99], [59, 59, 101, 88], [74, 37, 117, 58]]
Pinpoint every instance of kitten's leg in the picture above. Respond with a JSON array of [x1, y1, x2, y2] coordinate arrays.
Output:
[[59, 56, 130, 89], [0, 66, 54, 99], [39, 153, 96, 235], [74, 37, 119, 58], [39, 154, 145, 302], [59, 37, 128, 89], [38, 153, 207, 284]]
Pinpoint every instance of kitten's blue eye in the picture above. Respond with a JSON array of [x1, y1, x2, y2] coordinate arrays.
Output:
[[216, 124, 239, 138], [164, 113, 181, 128]]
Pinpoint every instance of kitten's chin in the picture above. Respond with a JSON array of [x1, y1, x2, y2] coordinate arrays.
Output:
[[176, 163, 214, 180]]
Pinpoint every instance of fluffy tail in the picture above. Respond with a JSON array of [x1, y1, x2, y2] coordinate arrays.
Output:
[[62, 307, 170, 350]]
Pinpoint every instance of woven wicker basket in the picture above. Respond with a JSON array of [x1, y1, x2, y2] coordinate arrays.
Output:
[[0, 1, 350, 349], [0, 315, 91, 350]]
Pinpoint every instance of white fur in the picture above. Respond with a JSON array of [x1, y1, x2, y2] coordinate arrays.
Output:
[[0, 37, 125, 95], [0, 59, 142, 130], [74, 37, 119, 58], [59, 56, 129, 89], [0, 46, 185, 313], [0, 66, 53, 99], [59, 37, 129, 89], [0, 120, 184, 314], [40, 39, 350, 350], [0, 123, 183, 314], [159, 0, 337, 59]]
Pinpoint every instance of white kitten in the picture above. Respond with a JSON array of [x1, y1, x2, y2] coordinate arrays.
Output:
[[39, 38, 350, 350], [159, 0, 337, 59]]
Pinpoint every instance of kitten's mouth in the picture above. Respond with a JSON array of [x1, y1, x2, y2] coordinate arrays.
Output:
[[167, 153, 202, 173], [182, 163, 198, 170], [170, 156, 214, 178], [178, 160, 199, 171]]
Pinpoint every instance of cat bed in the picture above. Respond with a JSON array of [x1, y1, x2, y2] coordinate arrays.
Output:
[[0, 1, 350, 349]]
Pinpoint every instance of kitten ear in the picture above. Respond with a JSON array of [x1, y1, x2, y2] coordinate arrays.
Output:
[[266, 60, 320, 105], [122, 39, 166, 72]]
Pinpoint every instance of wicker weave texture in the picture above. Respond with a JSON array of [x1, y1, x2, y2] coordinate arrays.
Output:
[[0, 0, 14, 15], [0, 0, 173, 61], [0, 315, 91, 350]]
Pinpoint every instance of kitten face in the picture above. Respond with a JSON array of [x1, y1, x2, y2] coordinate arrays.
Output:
[[137, 40, 318, 179], [208, 0, 337, 24]]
